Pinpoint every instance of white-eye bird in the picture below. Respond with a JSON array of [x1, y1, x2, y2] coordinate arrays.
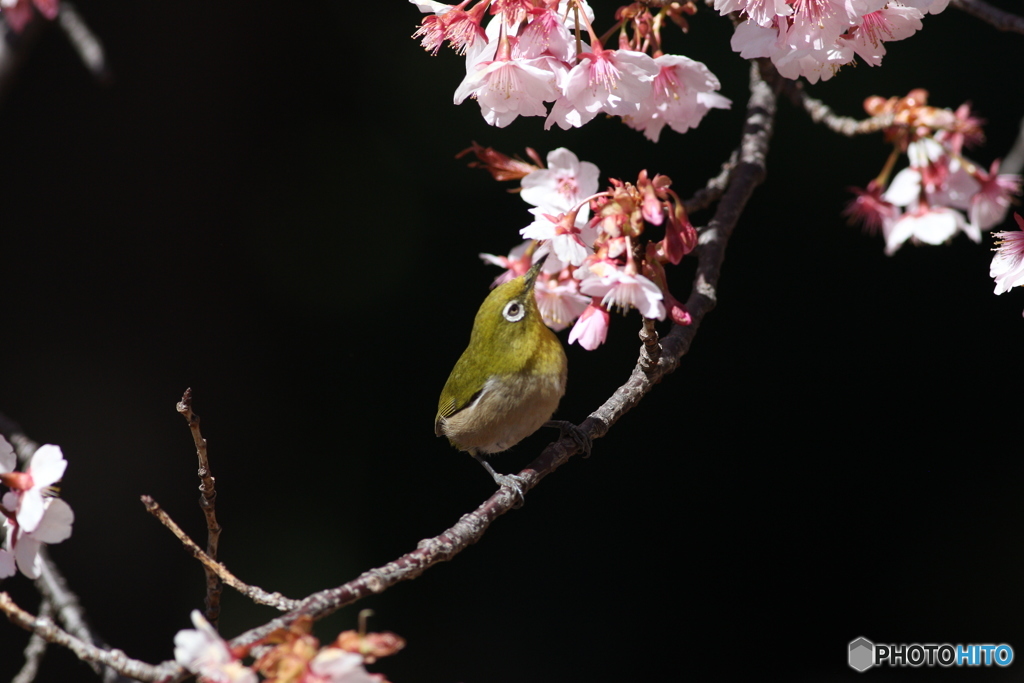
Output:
[[436, 255, 586, 498]]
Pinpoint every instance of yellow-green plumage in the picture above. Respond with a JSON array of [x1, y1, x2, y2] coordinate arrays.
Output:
[[435, 258, 567, 456]]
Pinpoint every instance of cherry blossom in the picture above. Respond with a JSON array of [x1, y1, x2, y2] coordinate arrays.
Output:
[[0, 0, 58, 33], [884, 204, 974, 255], [625, 54, 732, 143], [0, 441, 67, 533], [545, 43, 660, 130], [567, 302, 610, 350], [725, 0, 931, 82], [579, 266, 666, 319], [842, 4, 923, 67], [175, 610, 257, 683], [520, 147, 599, 215], [454, 27, 563, 128], [1, 495, 74, 579], [991, 214, 1024, 297], [479, 240, 534, 286], [520, 209, 591, 266], [713, 0, 792, 27], [845, 180, 899, 235], [535, 276, 590, 331], [307, 650, 380, 683], [969, 161, 1021, 231]]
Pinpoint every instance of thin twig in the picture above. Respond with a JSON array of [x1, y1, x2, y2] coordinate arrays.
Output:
[[0, 592, 177, 682], [781, 79, 892, 136], [951, 0, 1024, 32], [141, 494, 300, 611], [11, 598, 52, 683], [176, 389, 224, 627]]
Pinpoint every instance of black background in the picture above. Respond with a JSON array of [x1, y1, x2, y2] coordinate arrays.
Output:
[[0, 1, 1022, 681]]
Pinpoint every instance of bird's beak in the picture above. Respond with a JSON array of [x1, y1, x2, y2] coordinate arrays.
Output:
[[524, 254, 547, 290]]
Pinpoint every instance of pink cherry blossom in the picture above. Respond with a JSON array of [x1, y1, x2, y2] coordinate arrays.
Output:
[[513, 8, 575, 63], [568, 302, 610, 350], [307, 649, 379, 683], [969, 161, 1021, 231], [714, 0, 792, 27], [842, 3, 923, 67], [624, 54, 731, 142], [545, 44, 659, 130], [845, 180, 899, 235], [991, 214, 1024, 296], [900, 0, 948, 14], [175, 610, 257, 683], [454, 49, 562, 128], [520, 209, 591, 266], [520, 147, 600, 215], [579, 268, 666, 319], [0, 0, 58, 33], [534, 276, 589, 331], [479, 240, 534, 286]]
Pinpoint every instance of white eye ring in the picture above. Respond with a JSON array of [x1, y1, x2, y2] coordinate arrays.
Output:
[[503, 300, 525, 322]]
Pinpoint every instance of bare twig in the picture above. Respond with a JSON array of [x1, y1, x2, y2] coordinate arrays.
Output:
[[780, 79, 892, 136], [951, 0, 1024, 32], [0, 592, 177, 682], [141, 494, 301, 611], [11, 598, 52, 683], [176, 389, 224, 627]]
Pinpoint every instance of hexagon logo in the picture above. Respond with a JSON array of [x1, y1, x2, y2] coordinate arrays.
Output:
[[849, 637, 875, 672]]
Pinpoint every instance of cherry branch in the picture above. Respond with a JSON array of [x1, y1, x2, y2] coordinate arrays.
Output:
[[951, 0, 1024, 32], [781, 78, 892, 135], [141, 494, 301, 611], [0, 592, 174, 682]]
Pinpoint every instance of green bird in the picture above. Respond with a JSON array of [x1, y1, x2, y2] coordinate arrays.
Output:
[[436, 255, 587, 499]]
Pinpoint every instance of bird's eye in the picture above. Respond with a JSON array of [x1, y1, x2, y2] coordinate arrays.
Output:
[[503, 300, 525, 322]]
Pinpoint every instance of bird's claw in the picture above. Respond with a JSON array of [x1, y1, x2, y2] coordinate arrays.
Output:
[[475, 455, 527, 508], [545, 420, 592, 457], [493, 473, 527, 509]]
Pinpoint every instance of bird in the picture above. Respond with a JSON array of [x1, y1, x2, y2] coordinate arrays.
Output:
[[435, 254, 588, 501]]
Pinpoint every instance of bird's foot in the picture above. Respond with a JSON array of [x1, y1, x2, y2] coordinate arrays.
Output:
[[544, 420, 592, 457], [475, 455, 527, 508]]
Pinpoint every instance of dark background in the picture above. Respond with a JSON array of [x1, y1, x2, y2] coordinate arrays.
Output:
[[0, 1, 1022, 681]]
